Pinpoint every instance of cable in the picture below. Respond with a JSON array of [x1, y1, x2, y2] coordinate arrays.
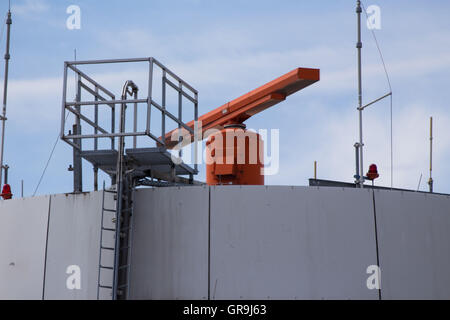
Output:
[[32, 113, 69, 196], [34, 49, 78, 196], [361, 1, 394, 189]]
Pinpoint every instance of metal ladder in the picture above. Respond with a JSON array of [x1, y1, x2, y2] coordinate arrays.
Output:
[[97, 81, 138, 300], [97, 181, 134, 300]]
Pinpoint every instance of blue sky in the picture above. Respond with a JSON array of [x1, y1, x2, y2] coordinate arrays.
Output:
[[1, 0, 449, 196]]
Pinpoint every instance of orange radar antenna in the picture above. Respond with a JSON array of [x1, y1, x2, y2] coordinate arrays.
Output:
[[163, 67, 319, 148], [162, 67, 320, 185]]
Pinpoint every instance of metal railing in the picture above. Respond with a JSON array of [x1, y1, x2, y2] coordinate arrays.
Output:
[[60, 57, 199, 173]]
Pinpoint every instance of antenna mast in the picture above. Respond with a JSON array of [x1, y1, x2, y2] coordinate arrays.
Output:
[[428, 116, 433, 193], [0, 8, 12, 187], [355, 0, 364, 188]]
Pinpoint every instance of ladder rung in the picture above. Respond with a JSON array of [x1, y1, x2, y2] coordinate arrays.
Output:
[[102, 227, 116, 232], [104, 190, 117, 194], [118, 284, 128, 289], [100, 265, 114, 270], [118, 264, 130, 270], [103, 208, 116, 213], [99, 285, 113, 289], [122, 207, 132, 213], [101, 246, 115, 251], [121, 226, 132, 232], [120, 246, 131, 250]]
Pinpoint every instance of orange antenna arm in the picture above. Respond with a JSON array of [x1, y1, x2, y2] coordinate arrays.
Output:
[[163, 67, 320, 148]]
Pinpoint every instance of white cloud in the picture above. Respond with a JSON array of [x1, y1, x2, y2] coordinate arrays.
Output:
[[12, 0, 49, 16], [267, 102, 450, 192]]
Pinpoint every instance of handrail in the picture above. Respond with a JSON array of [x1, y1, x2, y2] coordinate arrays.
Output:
[[61, 57, 199, 153]]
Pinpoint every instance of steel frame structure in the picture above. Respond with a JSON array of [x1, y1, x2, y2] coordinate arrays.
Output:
[[60, 57, 199, 191], [60, 58, 199, 300]]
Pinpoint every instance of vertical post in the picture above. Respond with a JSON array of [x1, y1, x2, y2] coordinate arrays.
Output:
[[110, 94, 117, 185], [60, 63, 68, 139], [356, 0, 364, 188], [133, 91, 138, 148], [428, 116, 433, 193], [354, 142, 360, 183], [94, 86, 99, 150], [114, 81, 138, 300], [73, 74, 83, 193], [0, 10, 12, 188], [111, 96, 115, 150], [94, 86, 99, 191], [113, 99, 127, 300], [146, 58, 153, 135], [3, 164, 8, 184], [162, 70, 166, 146], [21, 179, 23, 198], [72, 123, 82, 192], [178, 81, 182, 158], [194, 91, 198, 173], [314, 161, 317, 180]]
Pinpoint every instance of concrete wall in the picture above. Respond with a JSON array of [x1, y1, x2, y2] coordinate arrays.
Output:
[[43, 191, 114, 300], [209, 186, 378, 299], [130, 186, 209, 299], [374, 190, 450, 299], [0, 191, 113, 300], [129, 186, 379, 299], [0, 195, 50, 299], [1, 186, 450, 300]]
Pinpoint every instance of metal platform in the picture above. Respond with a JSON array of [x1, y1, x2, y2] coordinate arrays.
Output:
[[60, 57, 199, 191], [81, 148, 197, 177], [126, 147, 197, 176], [81, 150, 119, 175]]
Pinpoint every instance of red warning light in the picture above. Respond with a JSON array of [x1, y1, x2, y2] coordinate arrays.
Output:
[[1, 184, 12, 200], [366, 164, 379, 181]]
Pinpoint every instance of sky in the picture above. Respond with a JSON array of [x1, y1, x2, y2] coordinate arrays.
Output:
[[0, 0, 449, 196]]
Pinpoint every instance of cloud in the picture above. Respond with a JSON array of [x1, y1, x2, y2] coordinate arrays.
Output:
[[5, 75, 62, 132], [11, 0, 49, 16], [266, 101, 450, 192]]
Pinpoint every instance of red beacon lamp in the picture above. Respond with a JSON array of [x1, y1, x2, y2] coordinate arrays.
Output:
[[1, 183, 12, 200], [366, 164, 379, 182]]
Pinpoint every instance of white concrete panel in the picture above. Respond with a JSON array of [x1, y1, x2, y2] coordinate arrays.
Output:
[[210, 186, 379, 300], [43, 191, 114, 300], [374, 190, 450, 299], [0, 196, 50, 300], [129, 186, 209, 299]]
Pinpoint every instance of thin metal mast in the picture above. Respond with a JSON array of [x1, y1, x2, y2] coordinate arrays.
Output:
[[0, 9, 12, 186], [73, 49, 83, 193], [428, 116, 433, 193], [356, 1, 364, 188]]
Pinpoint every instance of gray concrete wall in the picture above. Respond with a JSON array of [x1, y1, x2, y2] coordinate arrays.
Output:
[[129, 186, 209, 300], [0, 195, 50, 299], [374, 190, 450, 299], [1, 186, 450, 300], [209, 186, 378, 299], [43, 191, 114, 300]]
